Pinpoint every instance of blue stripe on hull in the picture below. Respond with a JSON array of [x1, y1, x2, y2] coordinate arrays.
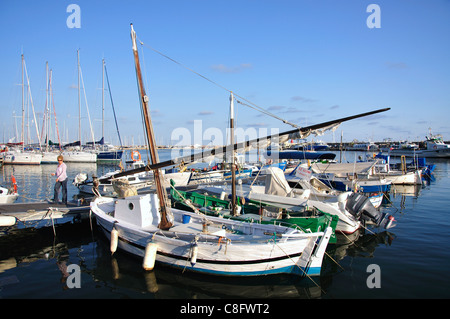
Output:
[[321, 179, 391, 193], [100, 224, 321, 277], [97, 150, 123, 161], [157, 261, 321, 277]]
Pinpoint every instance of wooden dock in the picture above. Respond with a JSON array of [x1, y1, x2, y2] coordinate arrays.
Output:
[[0, 200, 92, 230]]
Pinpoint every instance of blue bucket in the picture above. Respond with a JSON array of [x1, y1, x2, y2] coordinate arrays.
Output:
[[182, 215, 191, 224]]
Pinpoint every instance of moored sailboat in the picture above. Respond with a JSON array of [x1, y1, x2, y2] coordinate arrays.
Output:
[[62, 50, 97, 163], [95, 60, 124, 163], [3, 55, 43, 165], [40, 64, 61, 164], [2, 149, 42, 165]]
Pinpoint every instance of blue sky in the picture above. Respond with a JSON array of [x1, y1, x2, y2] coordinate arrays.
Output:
[[1, 0, 449, 146]]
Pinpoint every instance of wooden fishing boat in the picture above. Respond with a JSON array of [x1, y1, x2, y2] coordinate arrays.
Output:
[[371, 154, 423, 185], [74, 157, 192, 196], [187, 161, 255, 185], [90, 24, 334, 278], [91, 193, 332, 276], [198, 167, 396, 234], [169, 180, 339, 243], [286, 165, 384, 208]]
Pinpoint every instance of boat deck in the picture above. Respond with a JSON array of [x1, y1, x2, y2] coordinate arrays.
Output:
[[0, 200, 92, 230], [0, 201, 88, 213]]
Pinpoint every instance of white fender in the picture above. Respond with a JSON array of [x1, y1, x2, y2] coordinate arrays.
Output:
[[190, 243, 198, 266], [0, 216, 16, 227], [110, 228, 119, 254], [143, 242, 158, 271]]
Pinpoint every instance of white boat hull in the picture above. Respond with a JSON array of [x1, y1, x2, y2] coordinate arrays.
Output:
[[77, 180, 151, 196], [0, 187, 19, 204], [75, 171, 191, 196], [368, 193, 383, 208], [63, 151, 97, 163], [189, 170, 224, 184], [200, 184, 361, 235], [389, 148, 450, 158], [91, 196, 331, 277], [41, 151, 60, 164], [2, 152, 42, 165], [377, 170, 422, 185]]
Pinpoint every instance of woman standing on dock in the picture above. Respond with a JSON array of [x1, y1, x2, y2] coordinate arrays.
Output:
[[51, 155, 68, 204]]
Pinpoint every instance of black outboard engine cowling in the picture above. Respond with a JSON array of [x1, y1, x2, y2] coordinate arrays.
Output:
[[345, 193, 368, 219], [345, 192, 396, 229]]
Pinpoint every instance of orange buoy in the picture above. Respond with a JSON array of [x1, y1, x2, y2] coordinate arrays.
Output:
[[11, 175, 17, 193], [131, 150, 141, 162]]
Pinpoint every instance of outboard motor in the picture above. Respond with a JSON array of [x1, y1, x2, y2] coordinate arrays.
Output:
[[73, 173, 88, 186], [345, 192, 396, 229]]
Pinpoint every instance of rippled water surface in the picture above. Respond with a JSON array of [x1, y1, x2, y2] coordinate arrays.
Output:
[[1, 150, 449, 301]]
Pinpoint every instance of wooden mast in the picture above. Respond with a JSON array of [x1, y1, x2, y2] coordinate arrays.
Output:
[[102, 107, 391, 183], [130, 24, 173, 230]]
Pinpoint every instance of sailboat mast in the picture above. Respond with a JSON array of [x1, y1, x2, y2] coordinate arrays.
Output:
[[49, 69, 62, 150], [21, 54, 25, 151], [230, 92, 237, 216], [102, 59, 105, 142], [77, 50, 81, 147], [130, 24, 173, 230], [46, 61, 49, 152]]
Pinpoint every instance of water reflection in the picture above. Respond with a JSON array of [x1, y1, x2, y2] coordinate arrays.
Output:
[[390, 184, 422, 198], [0, 220, 95, 295], [1, 162, 128, 206], [1, 152, 441, 299], [0, 220, 93, 263], [93, 235, 324, 299], [0, 195, 410, 299], [0, 218, 324, 299]]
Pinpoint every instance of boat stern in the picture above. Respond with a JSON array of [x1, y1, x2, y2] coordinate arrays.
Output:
[[294, 226, 333, 276]]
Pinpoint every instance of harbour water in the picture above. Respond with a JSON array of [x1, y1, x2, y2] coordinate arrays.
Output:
[[1, 149, 450, 300]]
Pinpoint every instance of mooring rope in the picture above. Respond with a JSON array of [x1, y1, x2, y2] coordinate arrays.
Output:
[[136, 38, 301, 129]]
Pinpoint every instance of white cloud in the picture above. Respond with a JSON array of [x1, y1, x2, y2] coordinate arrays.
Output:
[[198, 111, 214, 116]]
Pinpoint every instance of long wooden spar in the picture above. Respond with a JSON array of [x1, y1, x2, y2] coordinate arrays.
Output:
[[102, 107, 390, 183], [130, 24, 173, 230]]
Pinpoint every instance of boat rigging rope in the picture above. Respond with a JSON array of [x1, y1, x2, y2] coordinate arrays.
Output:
[[138, 44, 152, 162], [104, 64, 124, 149], [136, 38, 301, 129], [269, 238, 324, 292], [168, 182, 209, 223]]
